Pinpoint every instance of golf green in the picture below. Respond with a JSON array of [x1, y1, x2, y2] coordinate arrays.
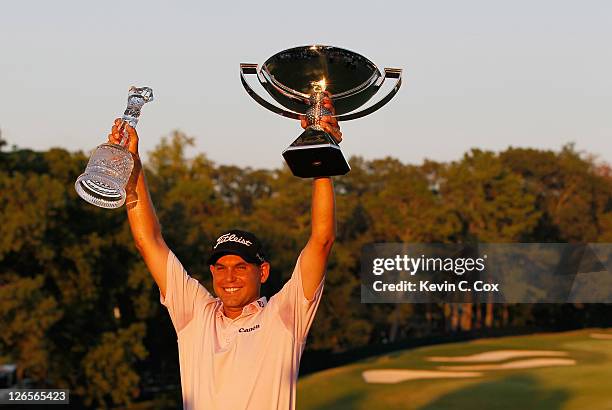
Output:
[[297, 329, 612, 410]]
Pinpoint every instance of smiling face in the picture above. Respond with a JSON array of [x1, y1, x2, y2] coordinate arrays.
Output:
[[210, 254, 270, 317]]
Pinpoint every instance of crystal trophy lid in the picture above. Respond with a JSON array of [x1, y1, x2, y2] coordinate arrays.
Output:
[[260, 45, 382, 115]]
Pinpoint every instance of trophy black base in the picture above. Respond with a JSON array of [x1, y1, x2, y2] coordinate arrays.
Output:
[[282, 128, 351, 178]]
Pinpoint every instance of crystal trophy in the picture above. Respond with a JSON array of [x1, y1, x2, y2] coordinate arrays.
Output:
[[240, 45, 402, 178], [75, 86, 154, 208]]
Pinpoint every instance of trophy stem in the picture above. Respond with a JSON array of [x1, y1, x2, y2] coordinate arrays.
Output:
[[118, 120, 129, 147], [306, 88, 332, 132], [117, 86, 154, 145], [281, 79, 349, 178]]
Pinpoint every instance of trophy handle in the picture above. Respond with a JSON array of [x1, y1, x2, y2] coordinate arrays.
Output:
[[335, 68, 402, 122], [240, 63, 302, 120]]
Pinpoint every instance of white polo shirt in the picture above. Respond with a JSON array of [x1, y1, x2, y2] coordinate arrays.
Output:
[[160, 250, 324, 410]]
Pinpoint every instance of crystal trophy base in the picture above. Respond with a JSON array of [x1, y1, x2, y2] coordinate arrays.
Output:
[[75, 86, 153, 209], [282, 127, 350, 178], [75, 143, 133, 209]]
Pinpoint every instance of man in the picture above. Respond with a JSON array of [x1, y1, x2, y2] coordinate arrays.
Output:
[[108, 96, 342, 410]]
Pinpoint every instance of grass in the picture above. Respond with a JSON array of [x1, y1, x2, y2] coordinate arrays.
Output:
[[297, 328, 612, 410]]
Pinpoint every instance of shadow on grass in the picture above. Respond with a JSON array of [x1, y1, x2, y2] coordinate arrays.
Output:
[[419, 375, 569, 410], [304, 390, 366, 410]]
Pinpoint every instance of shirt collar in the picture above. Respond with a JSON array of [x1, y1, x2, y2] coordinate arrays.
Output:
[[216, 296, 267, 319]]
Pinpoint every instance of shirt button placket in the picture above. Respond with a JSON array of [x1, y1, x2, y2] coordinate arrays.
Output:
[[224, 326, 232, 345]]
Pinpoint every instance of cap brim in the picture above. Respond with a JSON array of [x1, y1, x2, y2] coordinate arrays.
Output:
[[207, 251, 261, 265]]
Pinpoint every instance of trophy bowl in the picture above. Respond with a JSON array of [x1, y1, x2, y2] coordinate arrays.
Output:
[[241, 45, 402, 178]]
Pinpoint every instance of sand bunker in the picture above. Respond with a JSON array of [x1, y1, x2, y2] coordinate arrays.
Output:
[[438, 358, 576, 371], [363, 349, 577, 384], [362, 369, 482, 384], [590, 333, 612, 340], [427, 350, 568, 363]]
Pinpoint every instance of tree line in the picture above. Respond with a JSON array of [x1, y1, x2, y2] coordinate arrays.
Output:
[[1, 131, 611, 408]]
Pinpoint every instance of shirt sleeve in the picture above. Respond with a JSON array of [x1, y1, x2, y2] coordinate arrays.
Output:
[[269, 251, 325, 343], [160, 249, 215, 334]]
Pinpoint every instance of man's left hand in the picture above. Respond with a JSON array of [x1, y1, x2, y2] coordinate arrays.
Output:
[[300, 93, 342, 143]]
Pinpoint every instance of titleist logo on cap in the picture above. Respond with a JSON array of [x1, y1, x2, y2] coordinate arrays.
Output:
[[214, 233, 252, 249]]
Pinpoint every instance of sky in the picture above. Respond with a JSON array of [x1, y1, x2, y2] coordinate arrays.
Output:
[[0, 0, 610, 169]]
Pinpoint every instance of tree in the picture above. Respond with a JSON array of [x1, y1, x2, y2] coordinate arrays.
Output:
[[439, 149, 540, 330], [0, 129, 6, 151], [0, 275, 62, 383], [80, 323, 147, 408]]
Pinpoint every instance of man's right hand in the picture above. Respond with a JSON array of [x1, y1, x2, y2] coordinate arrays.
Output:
[[109, 118, 141, 194], [108, 118, 140, 157]]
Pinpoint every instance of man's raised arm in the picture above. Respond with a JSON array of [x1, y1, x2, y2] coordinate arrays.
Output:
[[108, 119, 170, 297], [300, 177, 336, 299], [299, 95, 341, 299]]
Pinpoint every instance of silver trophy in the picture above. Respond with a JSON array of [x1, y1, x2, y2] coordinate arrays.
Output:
[[75, 86, 154, 208], [240, 45, 402, 178]]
